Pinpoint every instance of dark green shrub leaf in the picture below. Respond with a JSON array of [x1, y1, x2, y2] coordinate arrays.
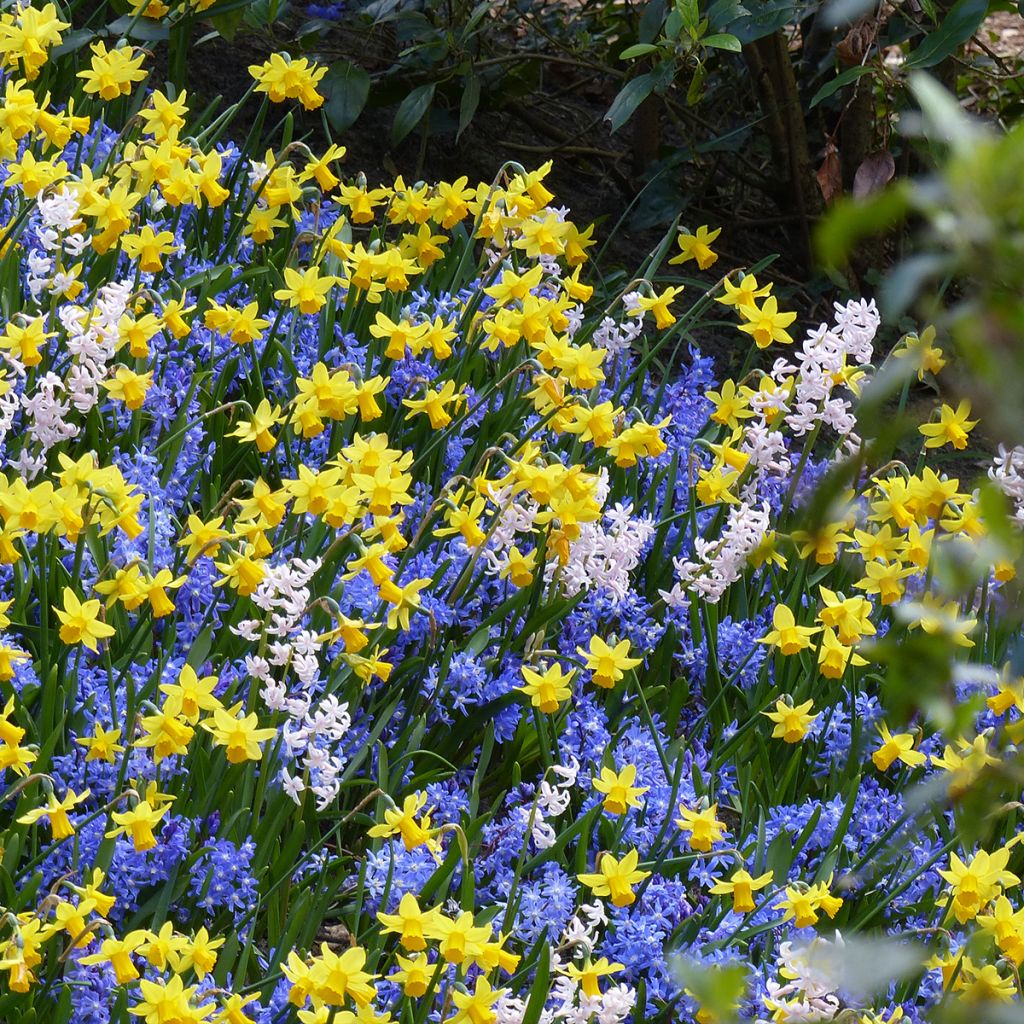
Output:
[[605, 72, 657, 132], [702, 32, 742, 51], [620, 42, 661, 59], [639, 0, 668, 42], [809, 64, 874, 109], [458, 73, 481, 140], [324, 61, 371, 133], [905, 0, 989, 68], [108, 14, 170, 41], [392, 83, 436, 145]]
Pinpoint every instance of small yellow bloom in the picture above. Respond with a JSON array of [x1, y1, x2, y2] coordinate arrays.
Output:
[[709, 867, 773, 913], [249, 53, 327, 110], [101, 366, 153, 410], [106, 799, 168, 852], [668, 224, 721, 270], [377, 892, 445, 951], [274, 265, 336, 315], [737, 295, 797, 348], [872, 723, 926, 771], [763, 697, 816, 743], [758, 605, 820, 656], [628, 285, 684, 329], [577, 848, 651, 907], [368, 792, 440, 854], [78, 41, 147, 101], [895, 324, 945, 380], [518, 662, 574, 713], [717, 273, 771, 309], [919, 400, 976, 451], [592, 763, 648, 815], [577, 635, 642, 688], [79, 931, 148, 985], [230, 398, 284, 452], [54, 587, 116, 652], [675, 803, 727, 853], [75, 722, 125, 764], [565, 957, 624, 999], [200, 702, 277, 763], [17, 787, 90, 839], [817, 626, 867, 679]]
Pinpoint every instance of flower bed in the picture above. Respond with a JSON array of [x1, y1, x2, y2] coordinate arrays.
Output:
[[0, 8, 1020, 1024]]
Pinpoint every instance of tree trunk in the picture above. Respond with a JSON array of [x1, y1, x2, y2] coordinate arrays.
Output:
[[743, 30, 823, 267], [632, 94, 661, 175]]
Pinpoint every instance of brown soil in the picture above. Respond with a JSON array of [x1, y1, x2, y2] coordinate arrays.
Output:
[[165, 25, 809, 376], [167, 24, 807, 284], [149, 6, 1023, 378]]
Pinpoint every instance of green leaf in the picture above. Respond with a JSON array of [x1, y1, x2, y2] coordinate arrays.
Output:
[[620, 42, 661, 59], [674, 959, 748, 1022], [521, 943, 551, 1024], [639, 0, 668, 42], [702, 32, 742, 51], [815, 183, 910, 267], [243, 0, 288, 27], [394, 9, 442, 45], [459, 0, 491, 41], [907, 72, 985, 153], [706, 0, 749, 28], [686, 62, 707, 104], [905, 0, 989, 68], [51, 28, 94, 57], [211, 7, 246, 40], [108, 14, 170, 42], [200, 0, 263, 13], [392, 83, 436, 145], [363, 0, 404, 21], [458, 72, 481, 140], [878, 251, 952, 316], [677, 0, 700, 32], [324, 61, 371, 133], [809, 64, 874, 108], [605, 72, 656, 133], [728, 1, 817, 44]]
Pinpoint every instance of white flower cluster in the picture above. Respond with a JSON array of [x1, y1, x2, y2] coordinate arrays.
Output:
[[740, 421, 792, 479], [770, 298, 880, 453], [232, 556, 352, 810], [558, 900, 608, 959], [516, 759, 578, 850], [666, 499, 772, 606], [495, 900, 636, 1024], [660, 298, 879, 609], [482, 482, 540, 574], [246, 156, 270, 191], [0, 373, 17, 452], [13, 279, 132, 477], [989, 444, 1024, 527], [552, 473, 655, 599], [0, 185, 138, 473], [535, 976, 636, 1024], [482, 472, 654, 601], [564, 304, 585, 340], [551, 500, 655, 600], [758, 938, 842, 1023], [548, 902, 636, 1024], [594, 298, 645, 357], [60, 279, 131, 411], [27, 185, 88, 300]]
